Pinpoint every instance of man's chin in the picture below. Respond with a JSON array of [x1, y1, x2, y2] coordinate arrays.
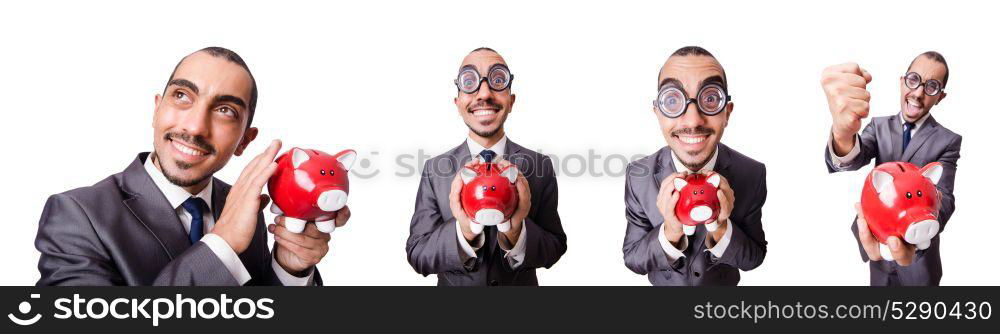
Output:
[[161, 164, 214, 188]]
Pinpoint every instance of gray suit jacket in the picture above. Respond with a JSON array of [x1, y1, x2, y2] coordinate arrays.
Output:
[[623, 144, 767, 286], [406, 140, 567, 286], [824, 114, 961, 286], [35, 153, 321, 286]]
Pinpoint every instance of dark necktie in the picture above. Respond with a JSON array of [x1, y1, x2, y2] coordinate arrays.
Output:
[[181, 197, 208, 244], [902, 121, 916, 153], [479, 149, 496, 163]]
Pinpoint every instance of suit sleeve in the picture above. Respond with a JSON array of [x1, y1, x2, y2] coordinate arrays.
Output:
[[825, 121, 879, 173], [512, 157, 567, 271], [934, 134, 961, 230], [622, 164, 679, 275], [712, 166, 768, 271], [36, 194, 240, 286], [36, 194, 125, 286], [405, 164, 467, 275]]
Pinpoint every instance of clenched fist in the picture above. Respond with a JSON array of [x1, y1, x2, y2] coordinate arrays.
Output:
[[821, 63, 872, 156]]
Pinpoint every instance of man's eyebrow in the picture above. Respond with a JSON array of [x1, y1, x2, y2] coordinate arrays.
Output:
[[658, 77, 683, 90], [213, 95, 247, 109], [699, 75, 726, 89], [167, 79, 199, 94]]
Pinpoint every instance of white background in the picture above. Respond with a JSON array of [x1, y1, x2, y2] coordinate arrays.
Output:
[[0, 0, 996, 286]]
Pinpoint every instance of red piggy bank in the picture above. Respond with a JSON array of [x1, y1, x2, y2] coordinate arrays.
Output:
[[459, 161, 519, 234], [267, 147, 356, 234], [673, 173, 722, 235], [860, 161, 943, 256]]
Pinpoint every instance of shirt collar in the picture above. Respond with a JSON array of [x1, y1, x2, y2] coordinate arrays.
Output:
[[466, 135, 508, 160], [900, 111, 931, 131], [143, 153, 213, 211], [670, 145, 719, 173]]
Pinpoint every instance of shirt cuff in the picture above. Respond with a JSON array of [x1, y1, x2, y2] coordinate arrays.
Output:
[[200, 233, 252, 285], [456, 219, 485, 261], [828, 133, 861, 167], [498, 220, 527, 269], [271, 257, 315, 286], [657, 224, 688, 264], [705, 219, 734, 258]]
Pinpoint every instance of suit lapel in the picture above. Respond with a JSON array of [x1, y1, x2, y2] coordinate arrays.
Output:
[[120, 153, 191, 260], [887, 114, 904, 161], [656, 147, 677, 186], [902, 115, 940, 162]]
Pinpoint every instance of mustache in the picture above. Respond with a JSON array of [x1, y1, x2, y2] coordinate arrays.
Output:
[[164, 132, 216, 154], [467, 100, 503, 113], [671, 126, 715, 137]]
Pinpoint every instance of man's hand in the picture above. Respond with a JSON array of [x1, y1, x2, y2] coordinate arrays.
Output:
[[498, 159, 529, 244], [822, 63, 872, 156], [706, 172, 735, 243], [656, 172, 687, 246], [212, 139, 282, 254], [450, 161, 478, 242], [268, 210, 346, 276], [855, 203, 916, 266]]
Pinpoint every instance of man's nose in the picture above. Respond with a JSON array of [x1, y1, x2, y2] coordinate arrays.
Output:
[[178, 104, 211, 136], [908, 85, 926, 99], [474, 80, 494, 101], [677, 102, 707, 128]]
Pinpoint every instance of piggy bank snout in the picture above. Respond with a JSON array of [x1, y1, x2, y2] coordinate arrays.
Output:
[[903, 219, 939, 250], [689, 205, 714, 222], [474, 209, 505, 226], [317, 189, 348, 212]]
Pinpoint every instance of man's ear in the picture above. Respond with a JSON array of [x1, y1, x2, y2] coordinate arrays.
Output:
[[936, 91, 947, 104], [234, 127, 258, 156], [509, 94, 516, 113], [724, 102, 734, 127], [153, 94, 162, 128]]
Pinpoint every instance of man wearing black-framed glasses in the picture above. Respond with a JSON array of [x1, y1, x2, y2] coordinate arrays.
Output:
[[406, 47, 567, 286], [822, 51, 962, 286], [622, 46, 768, 286]]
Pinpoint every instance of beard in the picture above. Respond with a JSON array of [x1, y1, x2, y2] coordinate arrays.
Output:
[[151, 151, 216, 187], [465, 100, 507, 138], [671, 125, 717, 172]]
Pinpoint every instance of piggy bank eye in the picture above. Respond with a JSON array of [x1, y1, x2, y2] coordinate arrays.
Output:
[[320, 170, 326, 175], [906, 192, 912, 199], [482, 186, 488, 191], [700, 189, 704, 194], [491, 186, 496, 191], [917, 190, 923, 197], [693, 190, 697, 195], [329, 169, 335, 176]]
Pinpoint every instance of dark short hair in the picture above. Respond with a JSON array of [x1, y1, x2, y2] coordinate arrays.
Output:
[[664, 46, 728, 89], [163, 46, 258, 129], [907, 51, 949, 87]]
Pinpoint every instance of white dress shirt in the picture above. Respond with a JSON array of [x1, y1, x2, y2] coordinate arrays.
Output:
[[455, 136, 528, 268], [658, 147, 733, 264], [144, 156, 313, 286], [827, 111, 931, 261]]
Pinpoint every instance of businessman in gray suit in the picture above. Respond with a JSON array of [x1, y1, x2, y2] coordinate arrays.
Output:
[[406, 47, 567, 286], [822, 51, 961, 286], [623, 46, 767, 286], [35, 47, 346, 286]]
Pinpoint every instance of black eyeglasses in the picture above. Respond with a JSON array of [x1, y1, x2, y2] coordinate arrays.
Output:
[[654, 83, 731, 118], [454, 64, 513, 94], [903, 72, 943, 96]]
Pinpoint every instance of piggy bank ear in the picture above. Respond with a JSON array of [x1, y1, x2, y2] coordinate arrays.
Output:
[[871, 170, 894, 194], [673, 177, 688, 190], [501, 166, 518, 184], [336, 149, 357, 171], [460, 167, 477, 183], [920, 162, 943, 185], [706, 174, 721, 188], [292, 148, 310, 168]]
